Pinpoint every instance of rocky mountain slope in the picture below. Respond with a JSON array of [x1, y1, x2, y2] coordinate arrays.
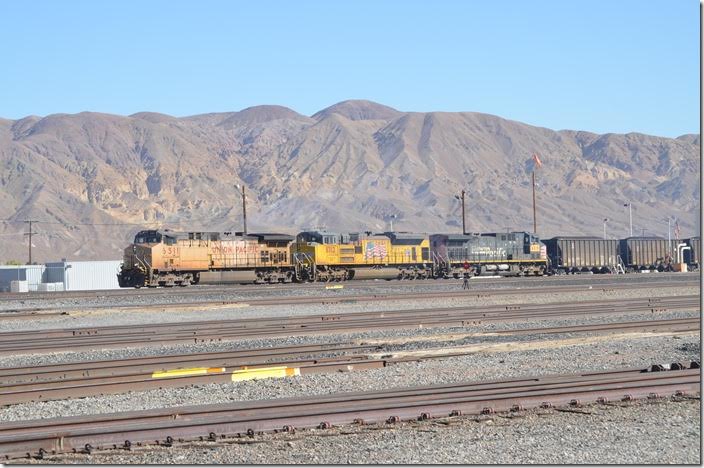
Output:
[[0, 100, 699, 261]]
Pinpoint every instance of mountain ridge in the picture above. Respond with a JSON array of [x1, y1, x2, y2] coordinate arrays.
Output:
[[0, 101, 699, 261]]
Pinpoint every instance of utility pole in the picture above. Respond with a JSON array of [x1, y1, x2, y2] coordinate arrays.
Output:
[[603, 218, 608, 240], [240, 185, 247, 235], [532, 171, 537, 234], [454, 190, 466, 235], [665, 217, 671, 242], [530, 153, 542, 235], [23, 220, 38, 264], [624, 203, 633, 237], [390, 214, 396, 232]]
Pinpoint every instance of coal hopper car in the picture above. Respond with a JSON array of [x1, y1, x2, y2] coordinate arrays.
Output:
[[618, 237, 683, 272], [543, 237, 621, 274]]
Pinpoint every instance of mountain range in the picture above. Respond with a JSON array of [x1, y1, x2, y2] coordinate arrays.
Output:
[[0, 100, 699, 261]]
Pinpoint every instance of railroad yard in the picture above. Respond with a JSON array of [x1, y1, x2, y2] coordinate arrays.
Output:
[[0, 273, 700, 464]]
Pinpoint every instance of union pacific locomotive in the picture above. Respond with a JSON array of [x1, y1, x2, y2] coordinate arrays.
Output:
[[117, 229, 548, 287]]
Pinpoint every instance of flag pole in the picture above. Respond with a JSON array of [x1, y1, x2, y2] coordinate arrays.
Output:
[[532, 170, 537, 234]]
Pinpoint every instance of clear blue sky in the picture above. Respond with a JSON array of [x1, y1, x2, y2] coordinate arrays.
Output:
[[0, 0, 698, 137]]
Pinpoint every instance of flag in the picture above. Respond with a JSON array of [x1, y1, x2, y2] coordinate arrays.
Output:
[[532, 153, 543, 168]]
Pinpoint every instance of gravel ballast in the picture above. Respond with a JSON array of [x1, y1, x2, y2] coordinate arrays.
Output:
[[24, 398, 701, 465], [0, 277, 699, 464], [0, 272, 697, 312], [0, 285, 697, 334], [0, 331, 698, 422]]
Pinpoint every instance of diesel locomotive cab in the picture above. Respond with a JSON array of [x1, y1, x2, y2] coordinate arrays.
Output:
[[117, 230, 161, 288]]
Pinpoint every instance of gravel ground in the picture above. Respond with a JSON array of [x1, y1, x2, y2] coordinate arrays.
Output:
[[0, 278, 699, 464], [22, 397, 701, 465], [0, 271, 698, 312], [0, 285, 697, 334], [0, 305, 698, 368], [0, 330, 698, 422]]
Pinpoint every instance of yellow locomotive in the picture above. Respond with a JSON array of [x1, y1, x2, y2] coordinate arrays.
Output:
[[118, 230, 294, 287], [117, 228, 546, 287], [292, 231, 432, 281]]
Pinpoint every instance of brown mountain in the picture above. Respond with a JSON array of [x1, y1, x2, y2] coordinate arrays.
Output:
[[0, 100, 699, 262]]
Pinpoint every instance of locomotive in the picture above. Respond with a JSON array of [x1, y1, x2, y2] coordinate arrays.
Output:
[[430, 232, 548, 277], [117, 229, 548, 287], [117, 230, 295, 288]]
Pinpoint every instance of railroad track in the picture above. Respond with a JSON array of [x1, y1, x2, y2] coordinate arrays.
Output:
[[0, 316, 698, 406], [0, 295, 697, 355], [0, 272, 698, 303], [0, 363, 698, 460], [0, 278, 698, 319]]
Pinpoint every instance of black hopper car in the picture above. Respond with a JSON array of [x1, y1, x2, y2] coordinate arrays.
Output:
[[545, 236, 700, 274]]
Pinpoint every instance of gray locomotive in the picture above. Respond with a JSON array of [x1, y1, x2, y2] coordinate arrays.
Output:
[[430, 231, 548, 277]]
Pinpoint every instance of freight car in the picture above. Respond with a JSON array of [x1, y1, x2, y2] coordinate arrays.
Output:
[[292, 231, 432, 281], [618, 237, 683, 272], [429, 232, 547, 277], [543, 237, 621, 274], [683, 237, 700, 270], [117, 230, 295, 287]]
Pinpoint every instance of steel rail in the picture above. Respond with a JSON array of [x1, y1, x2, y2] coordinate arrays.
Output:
[[0, 272, 698, 303], [0, 296, 697, 355], [0, 364, 698, 460], [0, 278, 697, 318], [0, 317, 698, 405]]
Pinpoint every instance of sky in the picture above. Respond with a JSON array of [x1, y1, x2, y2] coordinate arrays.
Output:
[[0, 1, 699, 137]]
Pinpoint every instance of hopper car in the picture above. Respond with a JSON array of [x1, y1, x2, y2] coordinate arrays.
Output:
[[618, 237, 684, 272], [684, 237, 700, 270], [544, 237, 620, 274]]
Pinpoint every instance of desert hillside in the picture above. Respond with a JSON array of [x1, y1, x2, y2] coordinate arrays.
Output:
[[0, 100, 699, 261]]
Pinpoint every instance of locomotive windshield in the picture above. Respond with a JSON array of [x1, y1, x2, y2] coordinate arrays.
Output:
[[134, 231, 162, 244]]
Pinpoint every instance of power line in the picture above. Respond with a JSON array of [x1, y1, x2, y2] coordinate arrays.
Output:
[[0, 214, 232, 227]]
